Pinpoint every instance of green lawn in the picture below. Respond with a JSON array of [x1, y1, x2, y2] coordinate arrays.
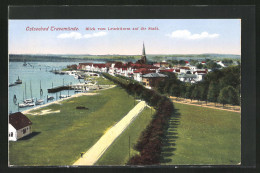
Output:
[[85, 76, 115, 85], [9, 87, 135, 166], [95, 107, 155, 166], [161, 103, 241, 165]]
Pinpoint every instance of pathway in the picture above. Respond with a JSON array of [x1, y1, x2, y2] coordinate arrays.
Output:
[[73, 101, 147, 166], [170, 97, 240, 113]]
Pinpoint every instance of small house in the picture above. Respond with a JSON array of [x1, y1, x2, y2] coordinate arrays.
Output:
[[9, 112, 32, 141]]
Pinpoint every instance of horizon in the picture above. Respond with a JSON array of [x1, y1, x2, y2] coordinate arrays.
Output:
[[9, 19, 241, 55], [9, 53, 241, 56]]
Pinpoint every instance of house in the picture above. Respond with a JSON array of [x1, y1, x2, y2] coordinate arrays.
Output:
[[142, 73, 168, 88], [9, 112, 32, 141], [216, 61, 226, 67], [179, 67, 191, 74], [178, 73, 197, 83], [133, 68, 156, 82]]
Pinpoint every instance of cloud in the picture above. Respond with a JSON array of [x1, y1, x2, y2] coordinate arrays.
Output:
[[166, 30, 219, 40], [57, 31, 107, 39], [57, 32, 83, 39], [83, 31, 107, 38]]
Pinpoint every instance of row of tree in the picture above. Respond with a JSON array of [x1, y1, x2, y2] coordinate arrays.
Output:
[[155, 65, 240, 107], [102, 73, 174, 165]]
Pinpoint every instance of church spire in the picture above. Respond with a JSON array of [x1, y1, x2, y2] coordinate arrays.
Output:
[[142, 42, 146, 56]]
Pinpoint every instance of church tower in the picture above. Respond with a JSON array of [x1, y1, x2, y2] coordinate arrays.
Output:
[[141, 42, 147, 64]]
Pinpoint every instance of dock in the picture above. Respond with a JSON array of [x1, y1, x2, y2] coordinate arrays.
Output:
[[47, 84, 106, 93], [48, 86, 71, 93]]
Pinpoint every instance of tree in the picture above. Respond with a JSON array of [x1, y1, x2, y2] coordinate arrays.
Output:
[[185, 84, 194, 101], [196, 63, 203, 69], [207, 81, 220, 106], [218, 87, 229, 107], [170, 84, 181, 98], [190, 59, 199, 66], [227, 86, 239, 105], [191, 85, 201, 103]]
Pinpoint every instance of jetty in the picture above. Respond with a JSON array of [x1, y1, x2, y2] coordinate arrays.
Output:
[[47, 84, 110, 93], [48, 86, 71, 93]]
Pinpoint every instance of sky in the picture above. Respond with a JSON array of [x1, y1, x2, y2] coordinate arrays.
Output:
[[9, 19, 241, 55]]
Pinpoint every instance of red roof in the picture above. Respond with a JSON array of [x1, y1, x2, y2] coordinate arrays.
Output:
[[159, 69, 174, 73], [134, 68, 156, 74], [179, 67, 190, 70], [93, 64, 106, 68], [185, 61, 189, 63], [9, 112, 32, 130]]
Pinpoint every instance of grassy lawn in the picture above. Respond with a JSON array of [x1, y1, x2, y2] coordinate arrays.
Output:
[[9, 87, 135, 166], [85, 76, 115, 85], [161, 103, 241, 165], [95, 107, 155, 166]]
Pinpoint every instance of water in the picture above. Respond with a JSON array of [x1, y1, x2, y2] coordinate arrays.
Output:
[[8, 61, 101, 114]]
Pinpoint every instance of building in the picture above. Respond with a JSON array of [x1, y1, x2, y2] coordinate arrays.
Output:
[[142, 73, 168, 88], [178, 73, 197, 83], [9, 112, 32, 141], [136, 42, 147, 64]]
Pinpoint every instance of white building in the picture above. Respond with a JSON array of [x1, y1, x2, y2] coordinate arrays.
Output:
[[9, 112, 32, 141]]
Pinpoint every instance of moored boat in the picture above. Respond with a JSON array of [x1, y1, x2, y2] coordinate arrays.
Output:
[[15, 76, 22, 84], [35, 99, 44, 105]]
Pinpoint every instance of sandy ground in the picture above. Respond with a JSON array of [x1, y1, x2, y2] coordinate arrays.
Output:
[[170, 96, 241, 113], [73, 101, 147, 166], [27, 109, 60, 116], [22, 85, 116, 115]]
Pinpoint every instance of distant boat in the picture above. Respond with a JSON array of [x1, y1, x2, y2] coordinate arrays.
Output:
[[18, 102, 34, 108], [59, 95, 68, 98], [23, 59, 27, 66], [15, 76, 22, 84], [47, 96, 54, 100], [35, 99, 44, 105], [24, 99, 34, 104]]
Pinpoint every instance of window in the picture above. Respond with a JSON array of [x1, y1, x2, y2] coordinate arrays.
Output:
[[23, 129, 26, 134], [11, 132, 13, 137]]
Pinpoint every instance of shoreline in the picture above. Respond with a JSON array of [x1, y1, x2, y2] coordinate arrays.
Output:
[[22, 85, 116, 114]]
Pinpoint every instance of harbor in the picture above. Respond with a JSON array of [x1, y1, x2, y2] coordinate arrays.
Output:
[[8, 61, 105, 114]]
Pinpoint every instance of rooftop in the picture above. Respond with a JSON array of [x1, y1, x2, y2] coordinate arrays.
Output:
[[9, 112, 32, 130], [142, 73, 168, 78]]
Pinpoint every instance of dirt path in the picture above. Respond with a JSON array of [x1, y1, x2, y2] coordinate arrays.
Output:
[[73, 101, 147, 166], [170, 97, 240, 113]]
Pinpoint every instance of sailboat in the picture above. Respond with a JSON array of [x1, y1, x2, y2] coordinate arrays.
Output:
[[23, 81, 34, 104], [36, 80, 44, 105], [23, 59, 27, 66], [19, 90, 32, 108]]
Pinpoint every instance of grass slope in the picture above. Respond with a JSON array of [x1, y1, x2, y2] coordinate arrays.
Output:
[[9, 87, 135, 166], [95, 107, 154, 165], [161, 103, 241, 165]]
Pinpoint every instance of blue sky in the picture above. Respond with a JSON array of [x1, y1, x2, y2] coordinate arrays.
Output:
[[9, 19, 241, 55]]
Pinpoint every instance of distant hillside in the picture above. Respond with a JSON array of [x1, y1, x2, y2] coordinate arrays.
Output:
[[9, 54, 241, 62]]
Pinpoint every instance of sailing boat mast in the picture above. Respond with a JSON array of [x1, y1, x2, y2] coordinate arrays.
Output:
[[30, 81, 32, 99], [25, 82, 27, 99]]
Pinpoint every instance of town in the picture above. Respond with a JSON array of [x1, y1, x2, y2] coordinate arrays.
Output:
[[73, 43, 237, 89]]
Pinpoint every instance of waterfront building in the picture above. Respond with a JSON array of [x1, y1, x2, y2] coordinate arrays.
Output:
[[9, 112, 32, 141]]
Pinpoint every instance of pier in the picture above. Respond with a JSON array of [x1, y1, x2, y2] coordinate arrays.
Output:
[[47, 84, 107, 93], [48, 86, 71, 93]]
